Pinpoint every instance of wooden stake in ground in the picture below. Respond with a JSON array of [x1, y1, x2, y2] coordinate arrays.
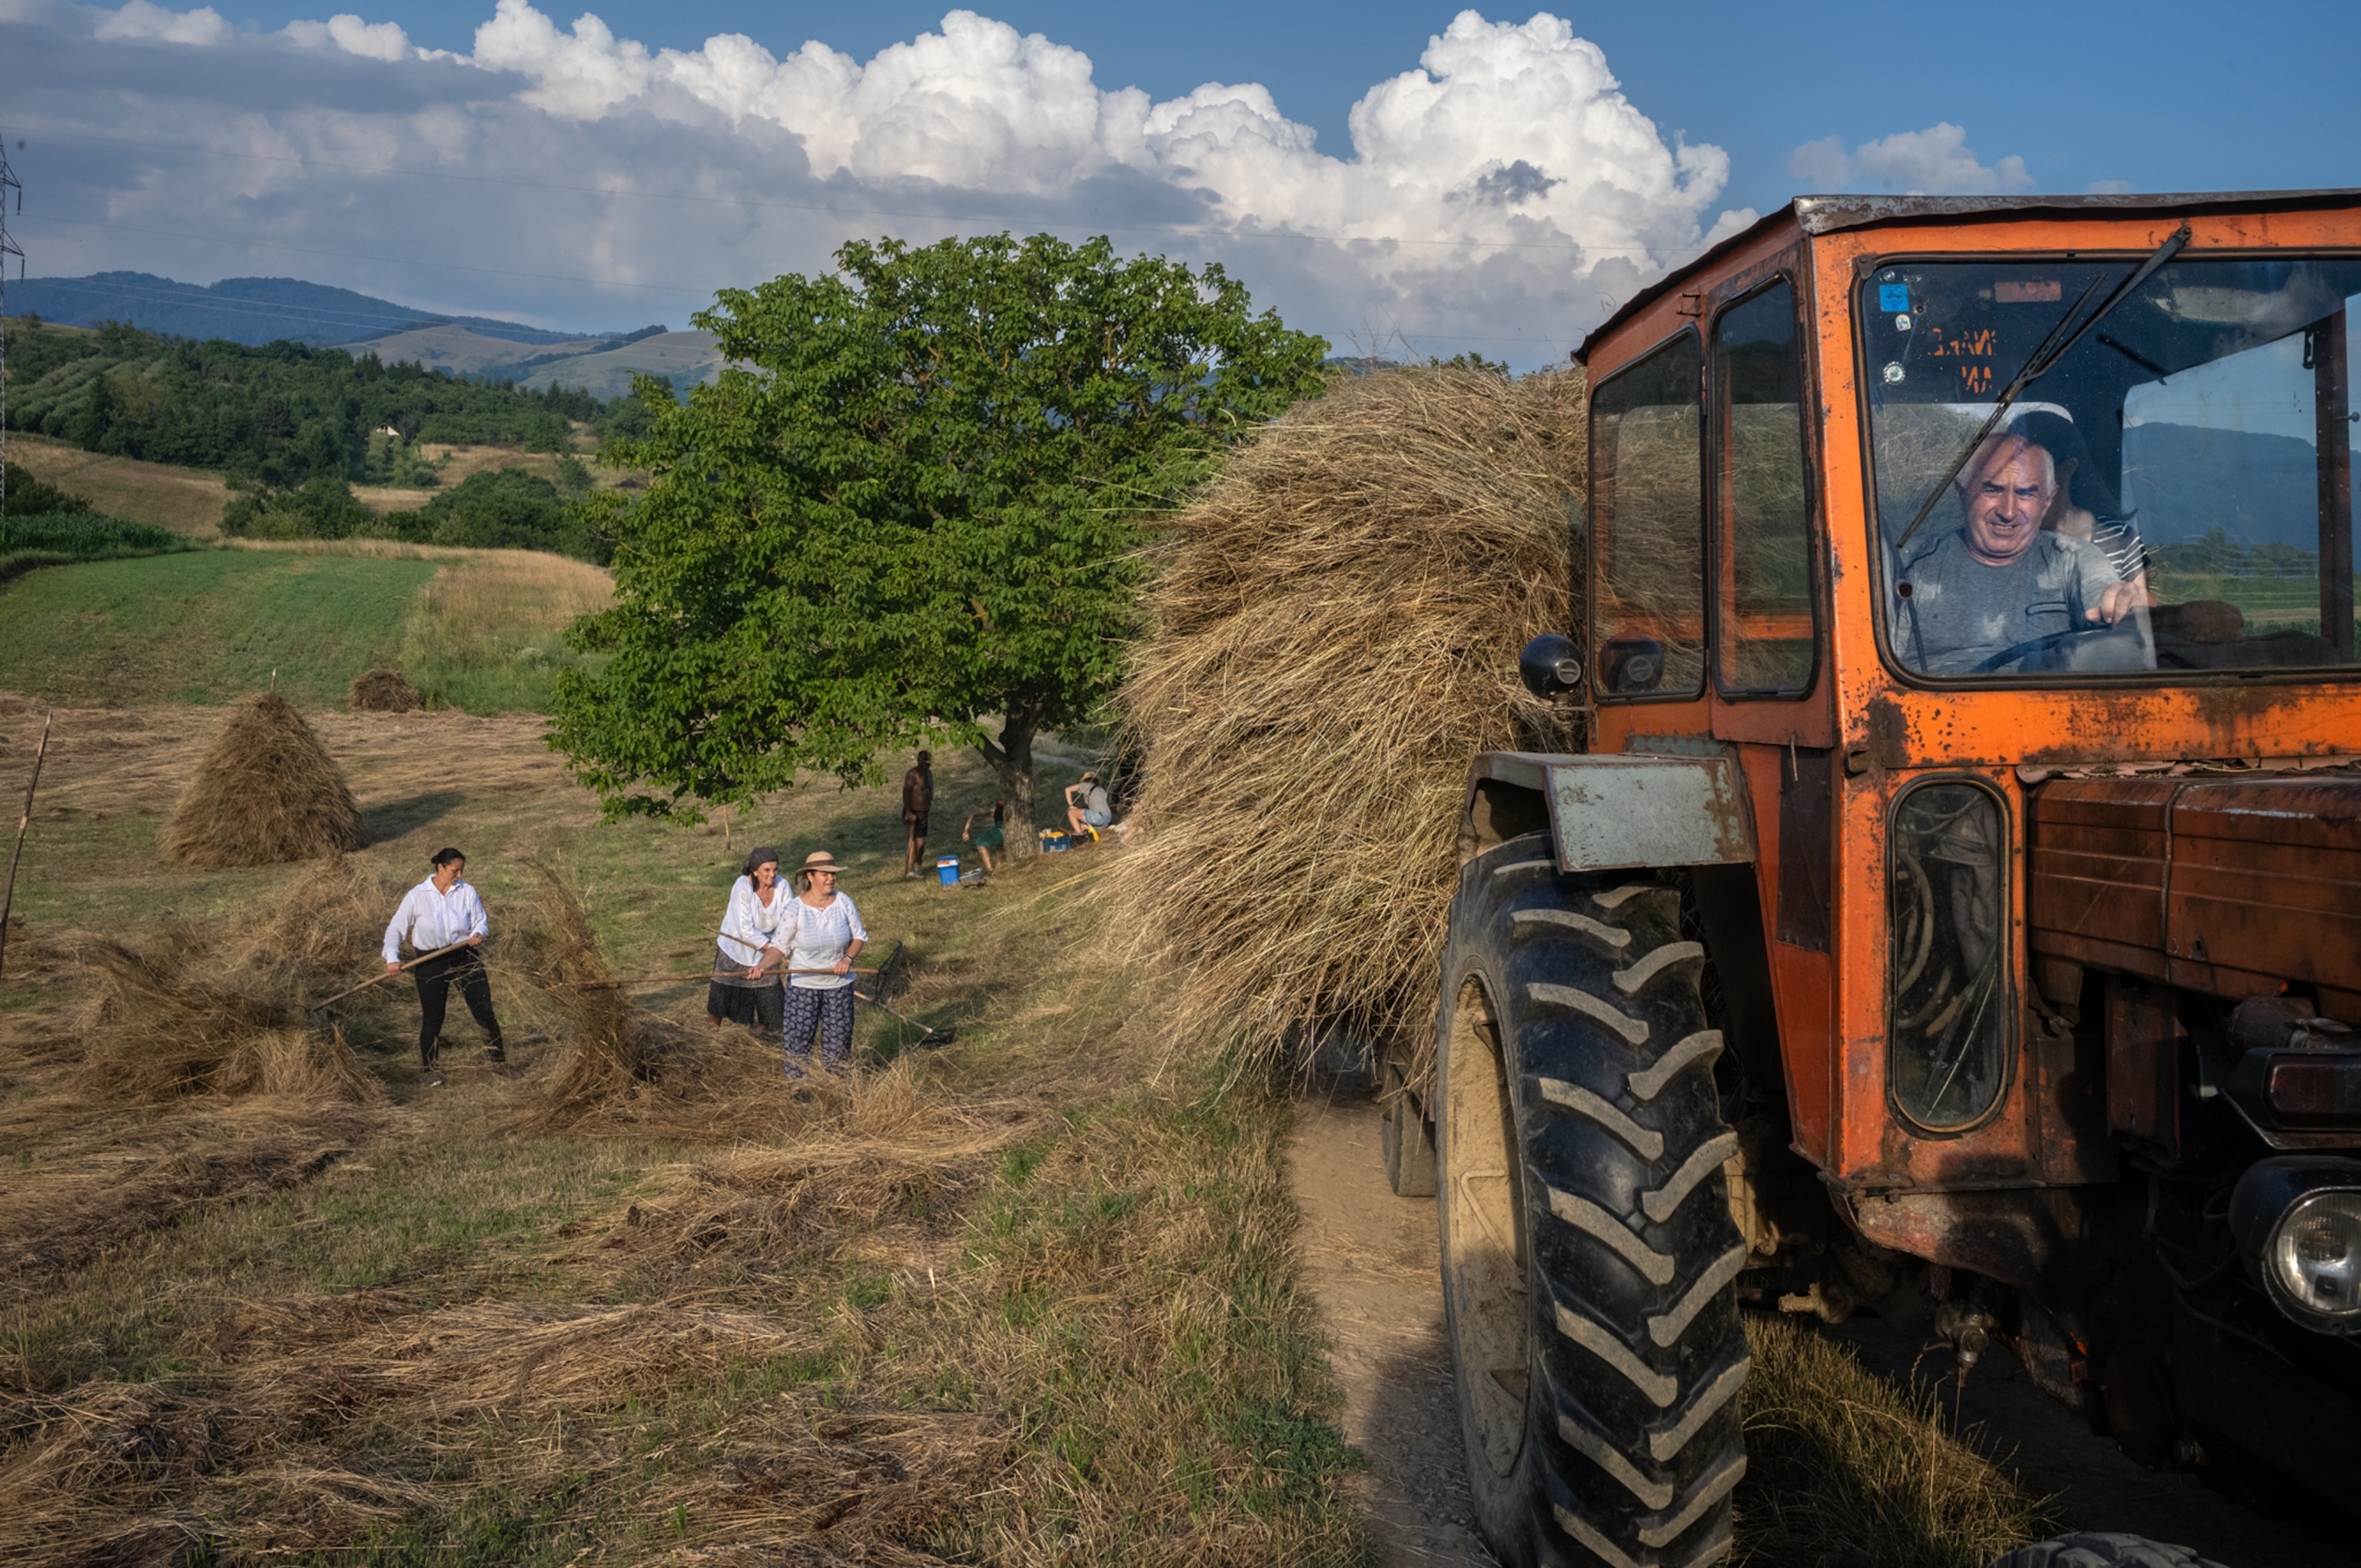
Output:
[[0, 709, 54, 987]]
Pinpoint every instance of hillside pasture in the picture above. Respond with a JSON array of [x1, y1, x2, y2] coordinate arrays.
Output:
[[0, 543, 611, 713], [4, 432, 229, 535], [0, 550, 436, 708]]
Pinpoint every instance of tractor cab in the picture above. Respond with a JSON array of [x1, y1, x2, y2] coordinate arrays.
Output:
[[1423, 192, 2361, 1568]]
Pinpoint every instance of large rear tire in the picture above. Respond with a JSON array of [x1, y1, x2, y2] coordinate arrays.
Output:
[[1436, 833, 1751, 1568]]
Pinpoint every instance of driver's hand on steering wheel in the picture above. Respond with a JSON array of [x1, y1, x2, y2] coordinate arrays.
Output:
[[2085, 581, 2141, 626]]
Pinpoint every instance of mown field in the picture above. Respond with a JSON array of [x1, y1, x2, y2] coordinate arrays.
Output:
[[1, 699, 1366, 1565], [0, 463, 2062, 1565]]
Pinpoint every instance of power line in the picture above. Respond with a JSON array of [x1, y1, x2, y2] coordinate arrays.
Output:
[[1, 121, 1683, 260], [1, 141, 21, 517]]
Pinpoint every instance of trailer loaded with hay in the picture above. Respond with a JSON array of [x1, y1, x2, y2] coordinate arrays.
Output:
[[1125, 191, 2361, 1568]]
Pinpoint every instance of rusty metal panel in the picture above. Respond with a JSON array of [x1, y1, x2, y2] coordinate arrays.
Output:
[[2167, 778, 2361, 997], [1778, 746, 1834, 951], [2104, 976, 2186, 1159], [2029, 774, 2361, 1002], [2028, 778, 2176, 981], [1544, 755, 1756, 872]]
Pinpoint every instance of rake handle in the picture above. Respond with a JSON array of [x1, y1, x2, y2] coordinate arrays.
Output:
[[309, 939, 475, 1010], [582, 966, 880, 988]]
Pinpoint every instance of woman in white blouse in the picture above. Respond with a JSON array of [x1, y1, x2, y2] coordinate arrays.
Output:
[[780, 849, 866, 1075], [708, 845, 789, 1031]]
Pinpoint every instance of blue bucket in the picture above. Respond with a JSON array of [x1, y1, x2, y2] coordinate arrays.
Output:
[[1042, 832, 1071, 852], [936, 855, 961, 885]]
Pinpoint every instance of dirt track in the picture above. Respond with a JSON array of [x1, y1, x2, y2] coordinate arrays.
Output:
[[1290, 1086, 1494, 1566], [1289, 1079, 2361, 1568]]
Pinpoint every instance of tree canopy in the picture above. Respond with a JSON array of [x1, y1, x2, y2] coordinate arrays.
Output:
[[549, 233, 1330, 829]]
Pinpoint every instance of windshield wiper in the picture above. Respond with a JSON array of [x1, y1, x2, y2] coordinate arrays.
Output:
[[1891, 222, 2191, 556]]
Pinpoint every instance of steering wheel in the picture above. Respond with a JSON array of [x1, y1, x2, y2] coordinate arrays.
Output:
[[1972, 617, 2151, 674]]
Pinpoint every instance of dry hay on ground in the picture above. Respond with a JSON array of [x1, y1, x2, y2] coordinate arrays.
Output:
[[64, 856, 392, 1106], [345, 666, 422, 713], [158, 690, 362, 868], [0, 1108, 370, 1301], [502, 860, 831, 1139], [1736, 1315, 2062, 1566], [1113, 365, 1583, 1071]]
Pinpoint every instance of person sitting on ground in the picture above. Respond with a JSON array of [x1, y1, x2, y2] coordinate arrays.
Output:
[[780, 850, 866, 1077], [708, 845, 788, 1033], [1892, 431, 2147, 676], [961, 798, 1007, 874], [381, 845, 505, 1086], [1064, 771, 1113, 838], [900, 751, 933, 880]]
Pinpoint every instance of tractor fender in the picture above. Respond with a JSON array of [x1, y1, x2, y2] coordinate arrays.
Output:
[[1458, 748, 1758, 872]]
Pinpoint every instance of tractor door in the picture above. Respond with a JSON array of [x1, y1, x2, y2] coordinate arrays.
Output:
[[1704, 264, 1841, 1154]]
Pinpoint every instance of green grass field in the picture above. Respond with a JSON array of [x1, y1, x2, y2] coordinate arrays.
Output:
[[0, 549, 437, 708], [0, 545, 612, 713]]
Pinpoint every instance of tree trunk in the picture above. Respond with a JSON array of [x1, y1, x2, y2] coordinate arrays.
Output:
[[978, 703, 1041, 852]]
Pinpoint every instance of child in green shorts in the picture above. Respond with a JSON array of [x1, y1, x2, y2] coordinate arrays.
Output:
[[961, 799, 1007, 874]]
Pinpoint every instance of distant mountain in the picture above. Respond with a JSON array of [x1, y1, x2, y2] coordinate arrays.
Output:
[[2125, 421, 2337, 553], [2, 272, 640, 350], [331, 322, 718, 396], [516, 331, 721, 399]]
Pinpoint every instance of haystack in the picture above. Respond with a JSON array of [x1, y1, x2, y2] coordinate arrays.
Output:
[[160, 690, 362, 868], [1112, 365, 1585, 1071], [347, 667, 422, 713]]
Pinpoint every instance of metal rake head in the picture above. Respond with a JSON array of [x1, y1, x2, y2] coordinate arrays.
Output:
[[870, 940, 909, 1004]]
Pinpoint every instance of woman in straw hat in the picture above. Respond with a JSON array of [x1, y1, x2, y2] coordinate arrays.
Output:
[[708, 845, 789, 1032], [779, 849, 866, 1075]]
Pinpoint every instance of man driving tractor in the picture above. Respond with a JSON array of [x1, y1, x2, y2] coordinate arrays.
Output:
[[1892, 429, 2146, 675]]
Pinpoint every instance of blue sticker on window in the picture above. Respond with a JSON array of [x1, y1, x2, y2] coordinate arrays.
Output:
[[1878, 284, 1911, 312]]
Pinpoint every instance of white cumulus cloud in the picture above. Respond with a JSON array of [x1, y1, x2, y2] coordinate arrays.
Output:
[[93, 0, 227, 45], [16, 2, 1756, 363], [283, 12, 417, 62], [1788, 123, 2032, 196]]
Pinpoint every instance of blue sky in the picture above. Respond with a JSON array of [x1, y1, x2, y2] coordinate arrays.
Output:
[[183, 0, 2361, 207], [5, 0, 2357, 363]]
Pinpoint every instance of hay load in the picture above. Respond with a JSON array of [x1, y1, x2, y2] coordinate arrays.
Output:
[[160, 690, 363, 868], [347, 667, 422, 713], [1113, 364, 1585, 1068]]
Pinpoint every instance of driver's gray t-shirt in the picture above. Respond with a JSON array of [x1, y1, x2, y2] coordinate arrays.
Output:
[[1893, 530, 2119, 675]]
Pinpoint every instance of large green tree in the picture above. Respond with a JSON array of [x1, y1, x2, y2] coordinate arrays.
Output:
[[550, 233, 1330, 833]]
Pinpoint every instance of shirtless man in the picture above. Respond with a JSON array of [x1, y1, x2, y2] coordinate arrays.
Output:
[[1893, 433, 2146, 676]]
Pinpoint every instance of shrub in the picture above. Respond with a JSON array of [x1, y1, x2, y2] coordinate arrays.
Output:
[[0, 512, 195, 582], [220, 473, 374, 540], [390, 467, 608, 562], [2, 460, 95, 517]]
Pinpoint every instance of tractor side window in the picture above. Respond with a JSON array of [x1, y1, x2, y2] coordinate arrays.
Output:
[[1888, 779, 2011, 1131], [1591, 333, 1705, 699], [1713, 280, 1816, 695]]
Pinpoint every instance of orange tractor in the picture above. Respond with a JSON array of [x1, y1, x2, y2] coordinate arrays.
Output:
[[1390, 191, 2361, 1567]]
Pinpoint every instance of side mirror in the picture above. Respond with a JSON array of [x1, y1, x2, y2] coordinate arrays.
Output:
[[1518, 634, 1586, 699]]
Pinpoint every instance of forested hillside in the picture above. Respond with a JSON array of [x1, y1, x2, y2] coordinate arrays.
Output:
[[1, 320, 651, 490]]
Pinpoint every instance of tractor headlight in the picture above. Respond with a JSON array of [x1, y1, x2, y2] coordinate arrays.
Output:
[[2269, 1192, 2361, 1326], [2231, 1158, 2361, 1333]]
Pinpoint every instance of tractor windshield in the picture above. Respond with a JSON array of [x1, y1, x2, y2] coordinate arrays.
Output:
[[1863, 256, 2361, 680]]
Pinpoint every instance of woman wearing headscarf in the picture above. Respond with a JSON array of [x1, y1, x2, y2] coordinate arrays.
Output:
[[708, 845, 789, 1032], [779, 849, 866, 1075]]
